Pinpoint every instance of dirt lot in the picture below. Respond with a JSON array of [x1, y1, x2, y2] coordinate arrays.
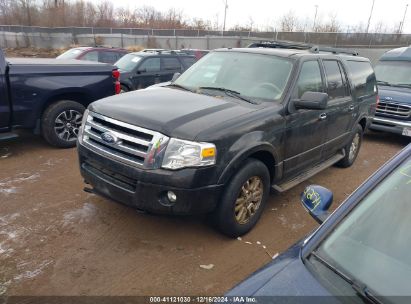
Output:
[[0, 131, 408, 296]]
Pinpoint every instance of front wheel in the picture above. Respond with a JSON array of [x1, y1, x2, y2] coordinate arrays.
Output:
[[336, 124, 363, 168], [212, 158, 270, 238], [41, 100, 85, 148]]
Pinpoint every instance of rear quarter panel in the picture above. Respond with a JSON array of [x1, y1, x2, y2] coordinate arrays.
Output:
[[8, 63, 115, 128]]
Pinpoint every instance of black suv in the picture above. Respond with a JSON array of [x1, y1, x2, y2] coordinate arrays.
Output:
[[114, 50, 196, 92], [77, 41, 377, 237]]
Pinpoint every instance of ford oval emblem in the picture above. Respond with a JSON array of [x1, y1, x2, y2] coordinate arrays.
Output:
[[101, 132, 117, 144]]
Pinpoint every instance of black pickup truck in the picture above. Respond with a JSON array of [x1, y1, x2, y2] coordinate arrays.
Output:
[[77, 42, 378, 237], [0, 49, 120, 148]]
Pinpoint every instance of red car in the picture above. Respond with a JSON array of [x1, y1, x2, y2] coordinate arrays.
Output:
[[57, 47, 128, 64]]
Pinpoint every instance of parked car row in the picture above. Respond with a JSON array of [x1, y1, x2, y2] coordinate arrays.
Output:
[[1, 41, 410, 299]]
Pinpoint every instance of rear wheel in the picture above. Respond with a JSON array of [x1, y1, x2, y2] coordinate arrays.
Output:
[[336, 124, 363, 168], [41, 100, 85, 148], [212, 158, 270, 237]]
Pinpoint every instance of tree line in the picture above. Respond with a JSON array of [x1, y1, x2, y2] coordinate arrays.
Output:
[[0, 0, 402, 34]]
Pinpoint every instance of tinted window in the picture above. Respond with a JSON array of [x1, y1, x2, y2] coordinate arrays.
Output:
[[99, 51, 119, 64], [162, 57, 182, 71], [82, 51, 99, 62], [347, 60, 376, 99], [323, 60, 348, 99], [139, 58, 161, 72], [181, 57, 196, 68], [295, 61, 323, 98]]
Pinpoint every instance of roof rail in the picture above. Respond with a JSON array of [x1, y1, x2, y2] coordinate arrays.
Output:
[[247, 40, 358, 56], [141, 49, 190, 55]]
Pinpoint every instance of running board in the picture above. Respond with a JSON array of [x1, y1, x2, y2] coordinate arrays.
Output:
[[0, 132, 18, 141], [272, 151, 345, 193]]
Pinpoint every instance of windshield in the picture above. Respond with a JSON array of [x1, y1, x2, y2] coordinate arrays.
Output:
[[56, 48, 83, 59], [316, 156, 411, 297], [374, 61, 411, 86], [115, 54, 142, 72], [174, 51, 294, 102]]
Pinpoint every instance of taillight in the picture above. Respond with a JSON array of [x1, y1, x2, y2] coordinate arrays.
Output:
[[112, 69, 120, 80], [112, 69, 121, 94]]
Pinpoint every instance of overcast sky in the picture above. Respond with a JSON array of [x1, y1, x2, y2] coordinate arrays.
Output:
[[104, 0, 411, 33]]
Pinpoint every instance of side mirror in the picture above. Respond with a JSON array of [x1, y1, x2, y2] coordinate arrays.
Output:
[[293, 92, 328, 110], [301, 185, 333, 224], [172, 72, 181, 82], [137, 68, 146, 74]]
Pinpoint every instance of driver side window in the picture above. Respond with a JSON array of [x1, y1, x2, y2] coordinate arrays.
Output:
[[294, 61, 323, 98]]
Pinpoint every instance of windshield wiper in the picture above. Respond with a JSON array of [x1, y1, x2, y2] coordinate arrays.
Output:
[[198, 86, 257, 104], [393, 83, 411, 88], [311, 251, 383, 304], [376, 80, 391, 86], [167, 83, 193, 92]]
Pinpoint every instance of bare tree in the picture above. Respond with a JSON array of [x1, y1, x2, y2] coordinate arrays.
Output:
[[279, 11, 299, 32]]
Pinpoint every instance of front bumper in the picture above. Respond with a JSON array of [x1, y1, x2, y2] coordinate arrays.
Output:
[[369, 117, 411, 135], [78, 143, 224, 215]]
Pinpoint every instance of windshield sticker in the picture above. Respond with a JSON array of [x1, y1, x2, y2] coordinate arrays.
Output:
[[303, 187, 322, 210]]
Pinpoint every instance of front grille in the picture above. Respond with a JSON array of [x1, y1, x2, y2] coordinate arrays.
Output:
[[376, 100, 411, 119], [82, 111, 169, 168]]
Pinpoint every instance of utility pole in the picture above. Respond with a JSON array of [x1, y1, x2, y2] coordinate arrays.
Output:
[[222, 0, 228, 35], [366, 0, 375, 33], [313, 5, 319, 32], [399, 4, 409, 33]]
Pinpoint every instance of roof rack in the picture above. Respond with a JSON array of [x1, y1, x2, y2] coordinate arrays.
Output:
[[247, 40, 358, 56], [140, 49, 190, 55]]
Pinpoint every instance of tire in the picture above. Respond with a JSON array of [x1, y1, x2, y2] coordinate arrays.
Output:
[[336, 124, 363, 168], [120, 85, 129, 93], [41, 100, 85, 148], [212, 158, 270, 238]]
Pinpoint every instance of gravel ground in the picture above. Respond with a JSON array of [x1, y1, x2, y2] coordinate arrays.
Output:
[[0, 131, 408, 296]]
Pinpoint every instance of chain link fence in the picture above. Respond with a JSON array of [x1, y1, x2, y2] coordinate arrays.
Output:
[[0, 25, 410, 51]]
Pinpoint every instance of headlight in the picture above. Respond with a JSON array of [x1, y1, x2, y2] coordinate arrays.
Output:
[[77, 109, 89, 144], [161, 138, 216, 170]]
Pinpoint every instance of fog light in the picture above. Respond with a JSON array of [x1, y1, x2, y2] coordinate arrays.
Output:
[[167, 191, 177, 203]]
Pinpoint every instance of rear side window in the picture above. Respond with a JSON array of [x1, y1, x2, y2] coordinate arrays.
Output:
[[139, 58, 161, 72], [323, 60, 349, 99], [162, 57, 182, 71], [82, 51, 99, 62], [295, 61, 323, 98], [181, 57, 196, 68], [346, 61, 376, 99], [99, 51, 119, 64]]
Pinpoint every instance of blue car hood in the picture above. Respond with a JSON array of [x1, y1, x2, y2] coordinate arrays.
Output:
[[226, 242, 332, 297], [378, 85, 411, 104]]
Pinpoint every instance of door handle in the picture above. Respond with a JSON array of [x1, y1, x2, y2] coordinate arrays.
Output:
[[155, 74, 161, 77], [348, 104, 355, 111], [319, 113, 327, 121]]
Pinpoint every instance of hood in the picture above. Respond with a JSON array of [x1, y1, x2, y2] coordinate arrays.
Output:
[[378, 85, 411, 104], [226, 242, 332, 297], [89, 87, 264, 140]]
